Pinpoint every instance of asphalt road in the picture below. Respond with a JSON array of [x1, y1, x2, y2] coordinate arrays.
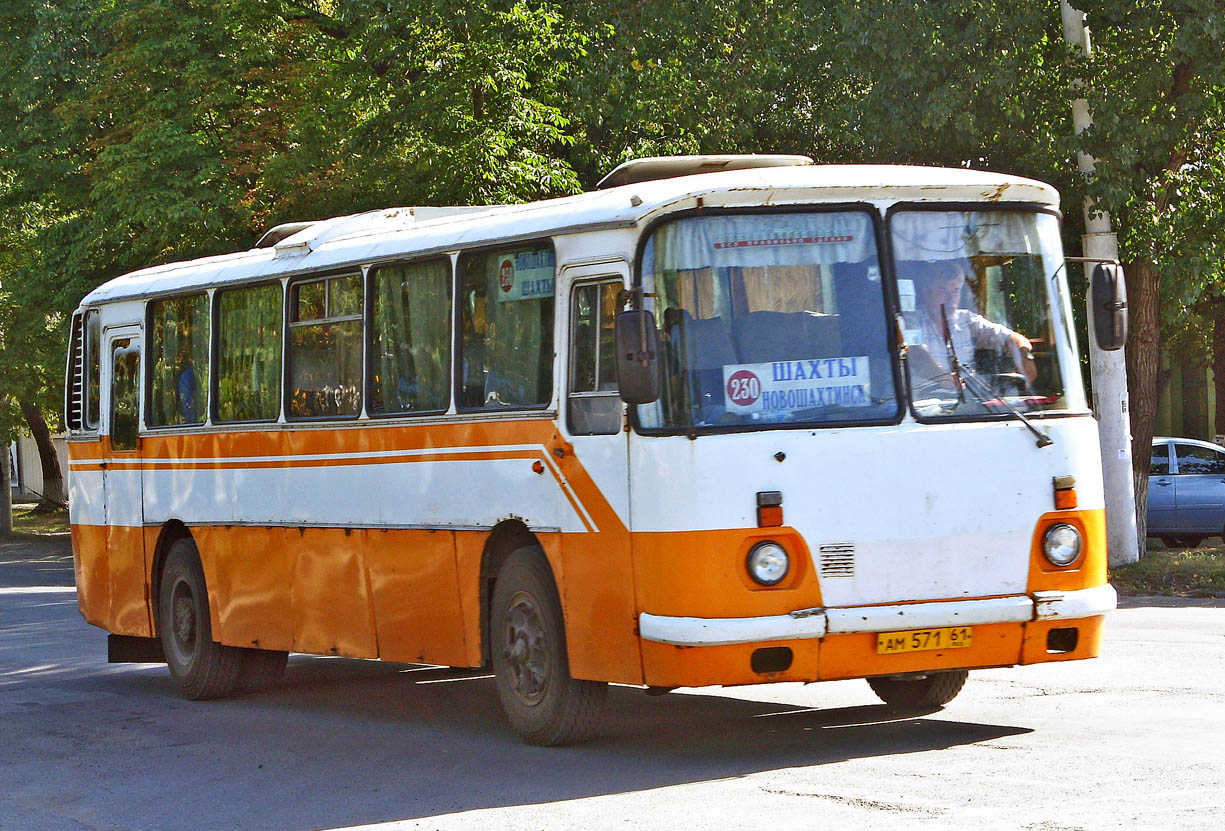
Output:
[[2, 536, 1223, 831]]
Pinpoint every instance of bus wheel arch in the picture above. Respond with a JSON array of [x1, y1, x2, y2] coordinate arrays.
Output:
[[156, 535, 244, 699], [479, 520, 542, 666], [487, 544, 607, 745], [150, 519, 192, 631]]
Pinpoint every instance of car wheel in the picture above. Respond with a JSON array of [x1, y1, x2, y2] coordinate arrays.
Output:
[[490, 546, 607, 745], [867, 670, 969, 710], [158, 538, 243, 700]]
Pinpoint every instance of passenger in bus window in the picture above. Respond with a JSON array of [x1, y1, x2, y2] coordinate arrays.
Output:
[[903, 259, 1036, 394]]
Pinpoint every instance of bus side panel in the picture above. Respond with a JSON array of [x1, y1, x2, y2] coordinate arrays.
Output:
[[559, 532, 643, 685], [106, 522, 151, 637], [291, 527, 379, 658], [367, 529, 469, 666], [453, 532, 490, 667], [200, 525, 295, 652], [71, 524, 111, 629]]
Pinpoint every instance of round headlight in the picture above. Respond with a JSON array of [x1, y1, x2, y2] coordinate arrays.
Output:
[[747, 542, 790, 586], [1042, 523, 1082, 566]]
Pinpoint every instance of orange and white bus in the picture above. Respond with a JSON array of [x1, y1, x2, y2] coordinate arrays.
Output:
[[65, 156, 1121, 745]]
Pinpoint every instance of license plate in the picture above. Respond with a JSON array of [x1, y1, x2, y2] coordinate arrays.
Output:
[[876, 626, 973, 654]]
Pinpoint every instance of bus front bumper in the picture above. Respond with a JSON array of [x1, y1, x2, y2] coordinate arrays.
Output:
[[638, 584, 1117, 647]]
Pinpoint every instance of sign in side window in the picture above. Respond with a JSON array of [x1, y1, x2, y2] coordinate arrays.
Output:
[[148, 293, 209, 427], [289, 275, 363, 419], [638, 211, 896, 431], [369, 259, 451, 415], [217, 283, 282, 422], [1175, 444, 1225, 475], [569, 281, 622, 435], [86, 311, 101, 429], [459, 245, 555, 409], [110, 338, 140, 451]]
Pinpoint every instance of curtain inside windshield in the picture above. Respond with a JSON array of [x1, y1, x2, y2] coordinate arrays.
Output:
[[891, 211, 1074, 419], [637, 212, 897, 430]]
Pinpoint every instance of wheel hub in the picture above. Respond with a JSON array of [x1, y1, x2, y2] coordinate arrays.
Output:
[[171, 582, 197, 655], [503, 592, 548, 704]]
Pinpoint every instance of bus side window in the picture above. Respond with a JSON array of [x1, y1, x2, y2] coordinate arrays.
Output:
[[216, 283, 282, 422], [147, 293, 209, 427], [369, 259, 451, 415], [458, 244, 555, 410], [288, 274, 363, 419], [568, 281, 621, 435], [110, 338, 140, 451]]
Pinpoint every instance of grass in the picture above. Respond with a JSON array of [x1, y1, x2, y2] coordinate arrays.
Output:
[[8, 505, 70, 537], [1112, 540, 1225, 598]]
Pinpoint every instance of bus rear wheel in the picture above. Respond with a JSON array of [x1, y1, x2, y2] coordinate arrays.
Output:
[[867, 669, 968, 710], [158, 538, 243, 700], [490, 547, 607, 745]]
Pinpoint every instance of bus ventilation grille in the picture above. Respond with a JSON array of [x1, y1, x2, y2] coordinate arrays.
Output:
[[818, 544, 855, 578]]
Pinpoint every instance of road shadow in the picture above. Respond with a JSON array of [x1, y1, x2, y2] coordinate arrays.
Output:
[[4, 652, 1033, 830], [2, 545, 1035, 830]]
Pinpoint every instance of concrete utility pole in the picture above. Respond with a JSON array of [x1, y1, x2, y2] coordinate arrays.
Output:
[[1061, 1, 1140, 566]]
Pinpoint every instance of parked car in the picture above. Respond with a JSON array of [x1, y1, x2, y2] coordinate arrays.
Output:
[[1148, 436, 1225, 547]]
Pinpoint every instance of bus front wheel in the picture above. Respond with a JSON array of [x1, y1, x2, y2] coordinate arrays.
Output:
[[867, 669, 969, 710], [489, 546, 607, 745], [157, 538, 243, 700]]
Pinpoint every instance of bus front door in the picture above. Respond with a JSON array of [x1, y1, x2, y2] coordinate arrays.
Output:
[[102, 328, 150, 635], [556, 265, 641, 684]]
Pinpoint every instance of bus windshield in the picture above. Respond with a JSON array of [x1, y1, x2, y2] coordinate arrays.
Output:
[[637, 211, 900, 431], [892, 210, 1081, 419]]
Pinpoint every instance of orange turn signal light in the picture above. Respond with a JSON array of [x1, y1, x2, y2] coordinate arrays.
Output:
[[757, 506, 783, 527], [1053, 475, 1077, 510], [756, 491, 783, 527]]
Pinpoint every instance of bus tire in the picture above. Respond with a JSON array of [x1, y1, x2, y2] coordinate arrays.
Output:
[[157, 538, 243, 700], [867, 669, 969, 710], [490, 546, 607, 745], [237, 648, 289, 693]]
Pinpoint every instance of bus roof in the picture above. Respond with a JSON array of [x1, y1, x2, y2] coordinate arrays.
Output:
[[80, 164, 1059, 307]]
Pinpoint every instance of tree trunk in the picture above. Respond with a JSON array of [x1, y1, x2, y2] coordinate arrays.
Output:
[[1213, 298, 1225, 439], [1124, 258, 1161, 545], [1, 443, 12, 535], [19, 400, 67, 512]]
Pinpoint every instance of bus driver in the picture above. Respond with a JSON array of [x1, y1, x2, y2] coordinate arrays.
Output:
[[903, 258, 1037, 394]]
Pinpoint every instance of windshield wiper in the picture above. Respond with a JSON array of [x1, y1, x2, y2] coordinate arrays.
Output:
[[940, 306, 1053, 449]]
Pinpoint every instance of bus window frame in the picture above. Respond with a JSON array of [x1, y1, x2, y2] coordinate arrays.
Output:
[[454, 238, 558, 416], [143, 290, 212, 431], [284, 270, 366, 423], [365, 255, 454, 420], [628, 203, 906, 437], [211, 279, 285, 425], [883, 200, 1086, 426], [566, 276, 625, 436]]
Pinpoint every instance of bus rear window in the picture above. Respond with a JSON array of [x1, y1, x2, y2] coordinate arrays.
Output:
[[638, 211, 898, 432]]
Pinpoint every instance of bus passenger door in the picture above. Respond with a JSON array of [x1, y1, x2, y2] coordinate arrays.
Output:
[[556, 265, 641, 683], [102, 328, 149, 635]]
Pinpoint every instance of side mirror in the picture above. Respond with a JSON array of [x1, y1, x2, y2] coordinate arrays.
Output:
[[1090, 263, 1128, 351], [614, 309, 660, 404]]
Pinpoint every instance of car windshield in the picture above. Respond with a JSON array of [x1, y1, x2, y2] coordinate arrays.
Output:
[[891, 210, 1083, 419], [636, 211, 899, 431]]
